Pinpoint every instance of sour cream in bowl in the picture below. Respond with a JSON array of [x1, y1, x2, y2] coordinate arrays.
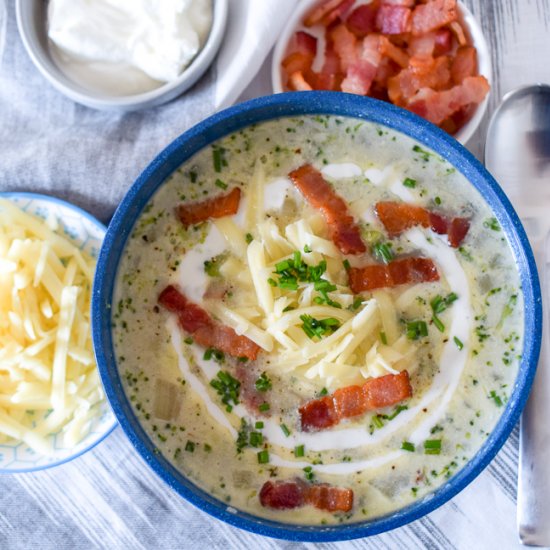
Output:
[[92, 93, 540, 541]]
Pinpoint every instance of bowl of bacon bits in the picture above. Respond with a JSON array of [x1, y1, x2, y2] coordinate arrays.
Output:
[[272, 0, 491, 144]]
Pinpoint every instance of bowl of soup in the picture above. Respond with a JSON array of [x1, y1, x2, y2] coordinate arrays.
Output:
[[92, 92, 541, 541]]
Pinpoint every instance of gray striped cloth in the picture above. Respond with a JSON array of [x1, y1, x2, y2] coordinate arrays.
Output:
[[0, 0, 530, 548]]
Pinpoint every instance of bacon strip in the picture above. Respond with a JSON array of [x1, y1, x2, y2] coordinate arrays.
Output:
[[375, 201, 470, 247], [176, 187, 241, 227], [348, 258, 440, 293], [300, 371, 412, 431], [260, 479, 354, 512], [158, 285, 260, 361], [411, 0, 457, 36], [289, 164, 366, 255]]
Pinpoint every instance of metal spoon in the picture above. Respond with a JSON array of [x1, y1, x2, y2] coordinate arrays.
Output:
[[485, 84, 550, 547]]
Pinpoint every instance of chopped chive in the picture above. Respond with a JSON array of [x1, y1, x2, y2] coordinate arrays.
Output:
[[267, 278, 277, 287], [257, 450, 269, 464], [259, 402, 270, 412], [303, 466, 315, 481], [250, 430, 264, 447], [189, 170, 198, 183], [304, 244, 312, 253], [432, 315, 445, 332], [387, 405, 407, 420], [401, 441, 415, 452], [372, 242, 394, 264], [343, 259, 351, 271], [372, 415, 384, 429], [185, 440, 195, 453], [215, 178, 227, 190], [319, 387, 328, 396], [406, 320, 428, 340], [184, 337, 194, 345], [255, 372, 272, 392], [484, 217, 500, 231], [489, 390, 503, 407], [453, 336, 464, 350], [424, 439, 442, 455], [380, 331, 388, 345], [255, 421, 264, 429], [245, 232, 253, 244], [403, 177, 417, 188], [294, 445, 305, 457], [213, 148, 223, 172], [434, 196, 442, 205], [280, 423, 291, 437]]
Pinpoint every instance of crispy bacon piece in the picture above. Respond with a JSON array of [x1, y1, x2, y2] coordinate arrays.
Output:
[[434, 28, 453, 55], [375, 201, 470, 247], [376, 4, 412, 34], [158, 285, 261, 361], [411, 0, 458, 36], [176, 188, 241, 227], [289, 164, 366, 255], [407, 75, 490, 125], [288, 71, 314, 91], [260, 479, 354, 512], [346, 3, 379, 37], [348, 257, 440, 292], [341, 34, 382, 95], [448, 217, 470, 248], [388, 55, 451, 104], [300, 371, 413, 431], [451, 46, 477, 85], [304, 0, 351, 26], [331, 24, 358, 72], [363, 370, 414, 409], [306, 484, 354, 512]]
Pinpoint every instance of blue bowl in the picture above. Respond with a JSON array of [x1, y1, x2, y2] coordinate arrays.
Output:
[[92, 92, 541, 541]]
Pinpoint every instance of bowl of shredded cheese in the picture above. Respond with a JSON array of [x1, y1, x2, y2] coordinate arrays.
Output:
[[0, 193, 116, 472]]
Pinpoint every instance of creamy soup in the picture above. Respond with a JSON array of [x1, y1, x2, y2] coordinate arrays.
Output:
[[113, 115, 522, 524]]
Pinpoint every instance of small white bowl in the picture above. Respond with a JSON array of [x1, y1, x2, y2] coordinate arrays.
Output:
[[15, 0, 228, 112], [0, 192, 117, 473], [271, 0, 491, 145]]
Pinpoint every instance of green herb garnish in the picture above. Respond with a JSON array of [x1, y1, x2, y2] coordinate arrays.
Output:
[[300, 314, 341, 340], [453, 336, 464, 350], [215, 178, 227, 190], [403, 177, 417, 188], [406, 320, 428, 340], [249, 431, 263, 447], [424, 439, 442, 455], [257, 450, 269, 464], [210, 370, 240, 411], [280, 423, 291, 437], [255, 372, 272, 392], [401, 441, 415, 452], [372, 242, 394, 264], [484, 217, 500, 231]]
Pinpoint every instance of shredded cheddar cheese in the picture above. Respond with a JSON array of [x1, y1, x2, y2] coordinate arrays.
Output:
[[0, 199, 105, 454]]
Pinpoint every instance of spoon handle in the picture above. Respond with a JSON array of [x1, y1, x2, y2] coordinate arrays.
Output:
[[518, 235, 550, 546]]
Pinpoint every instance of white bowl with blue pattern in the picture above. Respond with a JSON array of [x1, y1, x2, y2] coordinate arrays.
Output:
[[0, 192, 117, 473]]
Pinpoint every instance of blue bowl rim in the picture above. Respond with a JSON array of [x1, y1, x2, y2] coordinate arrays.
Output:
[[0, 191, 117, 474], [92, 91, 541, 541]]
